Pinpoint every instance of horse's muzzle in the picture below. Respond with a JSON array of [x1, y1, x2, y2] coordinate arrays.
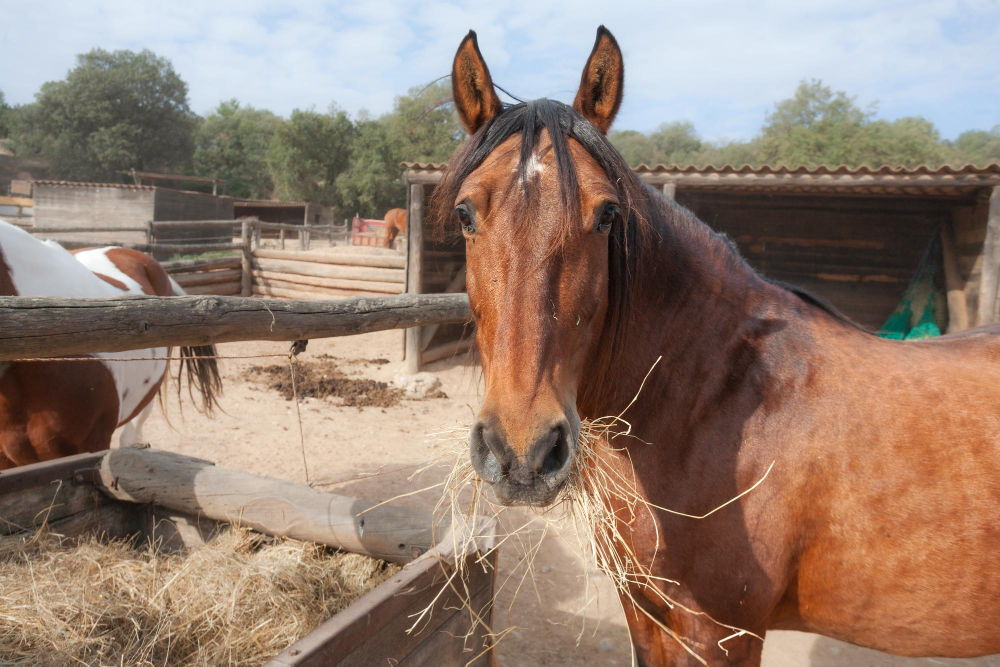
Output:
[[469, 416, 578, 507]]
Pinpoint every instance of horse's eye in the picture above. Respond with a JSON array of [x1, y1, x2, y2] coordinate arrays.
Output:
[[597, 204, 619, 233], [455, 205, 475, 234]]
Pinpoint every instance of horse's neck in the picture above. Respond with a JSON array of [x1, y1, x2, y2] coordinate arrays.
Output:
[[581, 196, 794, 440]]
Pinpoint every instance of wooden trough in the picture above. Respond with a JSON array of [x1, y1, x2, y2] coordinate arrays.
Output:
[[0, 447, 497, 666]]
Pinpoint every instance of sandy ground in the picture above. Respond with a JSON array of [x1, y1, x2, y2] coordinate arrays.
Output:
[[134, 331, 999, 667]]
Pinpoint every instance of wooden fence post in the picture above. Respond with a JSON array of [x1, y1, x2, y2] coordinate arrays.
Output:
[[662, 183, 676, 200], [978, 186, 1000, 326], [404, 183, 425, 374], [241, 220, 253, 297], [940, 221, 969, 333], [252, 223, 261, 250], [145, 221, 154, 245], [279, 228, 285, 249]]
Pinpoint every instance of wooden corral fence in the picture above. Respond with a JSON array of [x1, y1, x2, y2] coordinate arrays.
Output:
[[0, 293, 471, 360], [1, 447, 497, 665]]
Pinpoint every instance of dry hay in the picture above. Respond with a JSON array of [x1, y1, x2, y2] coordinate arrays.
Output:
[[0, 526, 399, 666], [417, 358, 773, 664]]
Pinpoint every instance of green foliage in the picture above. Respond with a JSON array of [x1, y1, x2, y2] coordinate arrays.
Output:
[[951, 125, 1000, 166], [265, 107, 355, 209], [338, 81, 463, 217], [194, 100, 282, 199], [9, 49, 196, 181], [0, 89, 8, 138], [612, 79, 997, 170]]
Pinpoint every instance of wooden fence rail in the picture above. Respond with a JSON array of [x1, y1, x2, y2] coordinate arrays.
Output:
[[0, 293, 471, 360]]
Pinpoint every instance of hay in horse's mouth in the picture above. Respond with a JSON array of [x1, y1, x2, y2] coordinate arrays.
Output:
[[419, 358, 773, 664]]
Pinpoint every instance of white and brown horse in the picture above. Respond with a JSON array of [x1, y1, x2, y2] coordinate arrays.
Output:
[[0, 220, 221, 469]]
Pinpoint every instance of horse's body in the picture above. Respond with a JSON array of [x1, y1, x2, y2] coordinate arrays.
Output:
[[443, 29, 1000, 665], [0, 220, 220, 469], [383, 208, 407, 248]]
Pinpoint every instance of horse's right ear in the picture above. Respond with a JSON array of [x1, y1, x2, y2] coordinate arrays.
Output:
[[452, 30, 503, 135], [573, 26, 624, 134]]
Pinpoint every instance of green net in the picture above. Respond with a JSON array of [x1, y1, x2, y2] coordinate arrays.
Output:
[[877, 233, 944, 341]]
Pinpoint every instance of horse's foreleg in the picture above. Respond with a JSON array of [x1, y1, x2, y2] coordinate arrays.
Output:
[[621, 593, 764, 666], [119, 402, 153, 447]]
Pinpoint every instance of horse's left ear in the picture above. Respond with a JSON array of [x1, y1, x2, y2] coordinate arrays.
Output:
[[573, 26, 624, 134]]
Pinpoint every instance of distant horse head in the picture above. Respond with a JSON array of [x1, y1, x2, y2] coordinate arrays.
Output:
[[436, 28, 654, 506]]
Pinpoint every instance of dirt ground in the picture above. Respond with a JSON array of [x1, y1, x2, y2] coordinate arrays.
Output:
[[135, 331, 999, 667]]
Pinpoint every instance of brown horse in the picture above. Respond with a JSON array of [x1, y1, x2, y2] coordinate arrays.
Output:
[[383, 207, 407, 248], [440, 28, 1000, 665], [0, 221, 222, 469]]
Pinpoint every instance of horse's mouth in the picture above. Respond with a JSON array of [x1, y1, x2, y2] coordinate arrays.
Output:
[[488, 475, 567, 508]]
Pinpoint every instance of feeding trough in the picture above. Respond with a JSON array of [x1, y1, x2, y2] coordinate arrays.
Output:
[[0, 447, 497, 666]]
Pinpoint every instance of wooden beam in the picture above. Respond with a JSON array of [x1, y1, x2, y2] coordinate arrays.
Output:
[[28, 225, 147, 234], [255, 248, 405, 269], [172, 268, 242, 287], [41, 239, 240, 253], [0, 195, 34, 208], [662, 183, 677, 200], [253, 258, 405, 283], [0, 293, 471, 360], [420, 264, 466, 351], [163, 257, 242, 273], [977, 186, 1000, 326], [241, 220, 253, 297], [405, 183, 425, 374], [940, 221, 969, 333], [93, 448, 436, 564], [252, 269, 404, 295]]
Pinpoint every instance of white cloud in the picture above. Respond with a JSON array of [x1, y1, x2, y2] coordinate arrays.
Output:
[[0, 0, 997, 140]]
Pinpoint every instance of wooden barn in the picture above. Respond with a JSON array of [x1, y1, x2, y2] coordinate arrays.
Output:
[[233, 199, 334, 228], [402, 162, 1000, 337]]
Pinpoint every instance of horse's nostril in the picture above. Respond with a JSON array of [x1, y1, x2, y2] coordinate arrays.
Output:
[[470, 422, 506, 483], [540, 429, 569, 476]]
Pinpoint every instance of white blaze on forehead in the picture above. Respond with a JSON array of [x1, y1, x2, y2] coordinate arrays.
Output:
[[515, 151, 546, 182]]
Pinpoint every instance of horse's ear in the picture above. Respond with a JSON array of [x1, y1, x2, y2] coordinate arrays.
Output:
[[452, 30, 503, 135], [573, 26, 624, 134]]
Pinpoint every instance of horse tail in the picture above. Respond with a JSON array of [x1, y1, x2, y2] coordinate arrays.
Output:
[[167, 277, 224, 415]]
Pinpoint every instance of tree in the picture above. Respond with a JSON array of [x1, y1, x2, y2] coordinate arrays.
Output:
[[0, 89, 9, 139], [195, 100, 282, 199], [338, 81, 463, 217], [9, 49, 196, 181], [758, 80, 872, 167], [266, 107, 355, 209], [952, 126, 1000, 166]]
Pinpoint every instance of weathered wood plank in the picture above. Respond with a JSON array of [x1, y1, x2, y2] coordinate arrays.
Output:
[[0, 450, 106, 494], [0, 293, 471, 360], [405, 183, 426, 373], [978, 186, 1000, 326], [251, 285, 390, 300], [163, 256, 242, 273], [173, 268, 242, 287], [44, 239, 240, 253], [941, 221, 970, 332], [267, 530, 496, 667], [255, 248, 406, 269], [0, 483, 104, 535], [182, 281, 241, 296], [93, 448, 436, 564], [253, 258, 406, 283], [253, 269, 404, 295]]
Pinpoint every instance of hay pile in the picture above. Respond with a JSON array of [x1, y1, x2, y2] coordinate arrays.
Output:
[[0, 527, 398, 666]]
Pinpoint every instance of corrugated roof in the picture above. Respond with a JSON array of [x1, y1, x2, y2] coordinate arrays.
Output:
[[631, 163, 1000, 176], [32, 180, 157, 191], [402, 161, 1000, 195], [402, 161, 1000, 176]]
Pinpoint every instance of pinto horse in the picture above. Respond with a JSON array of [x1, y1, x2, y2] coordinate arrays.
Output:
[[0, 220, 221, 469], [442, 28, 1000, 665], [383, 208, 407, 248]]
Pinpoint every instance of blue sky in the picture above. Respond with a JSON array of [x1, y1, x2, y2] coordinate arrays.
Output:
[[1, 0, 998, 142]]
